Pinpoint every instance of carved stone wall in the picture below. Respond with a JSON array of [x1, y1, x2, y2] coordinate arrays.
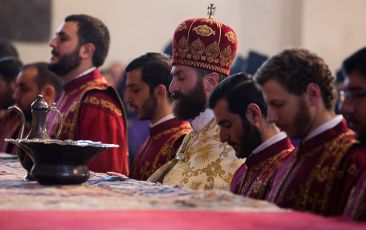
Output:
[[0, 0, 51, 43]]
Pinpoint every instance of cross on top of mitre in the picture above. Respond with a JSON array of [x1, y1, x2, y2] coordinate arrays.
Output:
[[207, 3, 216, 19]]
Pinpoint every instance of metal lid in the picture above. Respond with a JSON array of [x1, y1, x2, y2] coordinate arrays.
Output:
[[31, 95, 49, 111]]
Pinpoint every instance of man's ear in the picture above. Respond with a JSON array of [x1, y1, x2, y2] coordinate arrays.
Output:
[[80, 43, 95, 59], [40, 84, 56, 106], [305, 82, 321, 105], [204, 72, 219, 92], [154, 84, 168, 101], [245, 103, 262, 125]]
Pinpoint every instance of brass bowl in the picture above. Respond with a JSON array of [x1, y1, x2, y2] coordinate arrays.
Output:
[[6, 138, 118, 185]]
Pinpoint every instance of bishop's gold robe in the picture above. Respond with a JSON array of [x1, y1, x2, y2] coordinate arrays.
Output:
[[161, 119, 244, 190]]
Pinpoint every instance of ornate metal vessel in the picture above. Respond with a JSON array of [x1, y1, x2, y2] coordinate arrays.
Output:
[[6, 138, 118, 185], [6, 94, 118, 185]]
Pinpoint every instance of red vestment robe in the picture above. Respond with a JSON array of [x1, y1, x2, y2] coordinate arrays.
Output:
[[343, 146, 366, 221], [131, 117, 191, 181], [230, 137, 294, 200], [46, 69, 129, 174], [268, 119, 365, 216]]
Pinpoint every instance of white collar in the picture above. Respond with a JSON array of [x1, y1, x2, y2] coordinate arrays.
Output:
[[150, 114, 175, 128], [190, 109, 214, 132], [303, 115, 343, 142], [75, 67, 96, 79], [252, 132, 287, 155]]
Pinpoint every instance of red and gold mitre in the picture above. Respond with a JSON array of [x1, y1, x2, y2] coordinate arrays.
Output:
[[172, 4, 238, 76]]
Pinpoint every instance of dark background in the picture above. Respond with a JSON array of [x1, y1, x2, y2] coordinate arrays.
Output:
[[0, 0, 51, 42]]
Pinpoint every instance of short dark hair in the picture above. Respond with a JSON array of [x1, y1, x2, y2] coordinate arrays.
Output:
[[209, 72, 267, 117], [0, 39, 22, 82], [0, 39, 19, 58], [23, 62, 63, 95], [125, 52, 172, 98], [343, 47, 366, 77], [0, 60, 22, 83], [255, 48, 335, 111], [65, 14, 110, 67], [195, 68, 226, 82]]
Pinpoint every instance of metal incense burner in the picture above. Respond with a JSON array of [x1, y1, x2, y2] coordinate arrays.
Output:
[[6, 95, 118, 185]]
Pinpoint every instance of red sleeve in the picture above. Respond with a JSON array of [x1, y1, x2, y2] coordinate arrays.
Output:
[[330, 144, 366, 215], [172, 134, 186, 157], [76, 90, 129, 175], [230, 163, 246, 194]]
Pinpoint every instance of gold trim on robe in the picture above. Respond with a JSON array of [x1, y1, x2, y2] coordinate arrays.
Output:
[[162, 119, 244, 190]]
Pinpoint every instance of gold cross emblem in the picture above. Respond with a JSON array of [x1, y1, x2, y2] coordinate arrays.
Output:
[[207, 3, 216, 19]]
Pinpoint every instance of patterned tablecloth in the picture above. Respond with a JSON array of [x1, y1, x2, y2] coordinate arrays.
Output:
[[2, 158, 366, 230], [0, 158, 280, 212]]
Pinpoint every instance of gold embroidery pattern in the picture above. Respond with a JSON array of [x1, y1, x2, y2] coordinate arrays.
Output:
[[173, 58, 231, 78], [163, 119, 244, 190], [68, 77, 108, 95], [48, 93, 79, 140], [60, 120, 76, 138], [177, 37, 190, 59], [225, 31, 237, 44], [173, 23, 236, 76], [206, 42, 220, 63], [277, 130, 357, 214], [137, 136, 175, 179], [134, 123, 191, 180], [48, 76, 119, 140], [69, 99, 83, 139], [83, 96, 122, 117], [304, 130, 356, 214], [191, 39, 205, 61], [220, 46, 232, 67], [62, 78, 111, 139], [192, 25, 216, 37], [152, 126, 188, 141], [239, 147, 294, 198], [150, 126, 191, 175]]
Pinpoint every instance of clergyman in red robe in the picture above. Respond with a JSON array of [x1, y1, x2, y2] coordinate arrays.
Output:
[[124, 53, 191, 180], [47, 14, 129, 175], [340, 47, 366, 221], [209, 73, 294, 199], [256, 48, 366, 216]]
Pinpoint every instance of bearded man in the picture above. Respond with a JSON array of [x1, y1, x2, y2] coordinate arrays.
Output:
[[255, 48, 365, 216], [0, 39, 22, 153], [46, 14, 129, 174], [208, 73, 294, 199], [124, 53, 191, 180], [340, 47, 366, 221], [148, 6, 244, 190]]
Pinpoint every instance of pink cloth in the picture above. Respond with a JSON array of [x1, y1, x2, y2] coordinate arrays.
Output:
[[1, 210, 365, 230]]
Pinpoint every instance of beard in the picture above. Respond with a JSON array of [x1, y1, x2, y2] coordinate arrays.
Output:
[[235, 116, 262, 159], [172, 80, 207, 120], [274, 96, 311, 140], [346, 115, 366, 145], [138, 95, 157, 120], [357, 132, 366, 146], [291, 97, 312, 140], [49, 46, 81, 76]]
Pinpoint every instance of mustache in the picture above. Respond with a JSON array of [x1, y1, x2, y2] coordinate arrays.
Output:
[[51, 49, 59, 57], [227, 141, 237, 148], [171, 92, 182, 100]]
